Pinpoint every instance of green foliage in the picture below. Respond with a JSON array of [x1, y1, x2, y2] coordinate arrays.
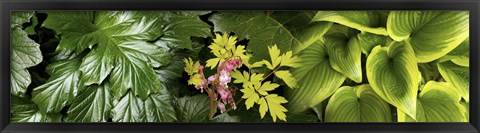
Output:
[[11, 10, 469, 123], [325, 85, 391, 122], [11, 11, 43, 97]]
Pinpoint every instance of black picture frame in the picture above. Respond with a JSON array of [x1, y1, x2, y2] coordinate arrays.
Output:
[[1, 0, 478, 133]]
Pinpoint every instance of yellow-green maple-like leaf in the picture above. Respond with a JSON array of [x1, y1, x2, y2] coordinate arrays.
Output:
[[187, 74, 202, 86], [183, 57, 199, 75], [207, 33, 239, 69], [205, 58, 221, 70], [248, 61, 265, 68], [256, 81, 280, 96], [274, 70, 297, 89], [265, 94, 288, 122], [280, 51, 301, 68], [258, 97, 268, 119], [267, 45, 282, 70], [240, 86, 260, 110], [230, 70, 249, 84]]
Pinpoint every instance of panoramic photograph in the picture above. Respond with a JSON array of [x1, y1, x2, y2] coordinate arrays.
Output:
[[10, 11, 469, 122]]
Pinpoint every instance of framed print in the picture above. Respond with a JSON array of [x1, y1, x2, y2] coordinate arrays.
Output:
[[1, 0, 478, 133]]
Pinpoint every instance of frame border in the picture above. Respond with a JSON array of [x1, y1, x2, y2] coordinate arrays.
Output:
[[1, 0, 478, 133]]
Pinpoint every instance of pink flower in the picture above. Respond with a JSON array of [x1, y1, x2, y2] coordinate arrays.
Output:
[[217, 87, 230, 103], [217, 102, 226, 113], [207, 75, 216, 84], [219, 70, 231, 87], [228, 95, 237, 110]]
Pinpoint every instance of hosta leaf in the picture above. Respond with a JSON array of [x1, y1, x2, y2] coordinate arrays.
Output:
[[397, 81, 466, 122], [441, 38, 469, 67], [437, 61, 469, 102], [286, 40, 346, 113], [112, 91, 145, 122], [325, 85, 392, 122], [66, 83, 112, 122], [174, 95, 210, 122], [354, 32, 391, 55], [366, 41, 419, 119], [154, 11, 211, 50], [32, 58, 82, 113], [312, 11, 388, 35], [11, 96, 61, 122], [387, 11, 469, 63], [324, 34, 362, 83], [145, 94, 177, 122], [11, 11, 43, 97], [209, 11, 331, 63], [43, 11, 172, 100]]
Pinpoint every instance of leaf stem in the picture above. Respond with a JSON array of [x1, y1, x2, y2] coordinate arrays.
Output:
[[261, 66, 281, 82]]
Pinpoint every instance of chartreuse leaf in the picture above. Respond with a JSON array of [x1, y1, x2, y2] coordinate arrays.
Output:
[[387, 11, 469, 63], [237, 72, 287, 122], [66, 83, 112, 122], [397, 81, 466, 122], [312, 11, 388, 35], [11, 96, 61, 122], [264, 94, 288, 122], [145, 93, 177, 122], [286, 40, 346, 113], [240, 85, 259, 110], [366, 41, 419, 119], [112, 91, 145, 122], [354, 32, 392, 55], [43, 11, 172, 100], [174, 95, 210, 122], [184, 57, 200, 75], [274, 70, 297, 89], [11, 11, 43, 97], [440, 38, 469, 67], [324, 33, 362, 83], [210, 11, 331, 63], [437, 61, 469, 102], [32, 58, 82, 113], [325, 85, 391, 122], [262, 45, 300, 88], [256, 81, 280, 96]]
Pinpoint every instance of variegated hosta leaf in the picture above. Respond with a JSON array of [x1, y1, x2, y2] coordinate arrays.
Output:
[[11, 11, 43, 97], [325, 85, 391, 122], [387, 11, 469, 63], [437, 61, 469, 102], [209, 11, 331, 63], [312, 11, 388, 35], [324, 33, 362, 83], [440, 38, 469, 67], [354, 32, 392, 55], [398, 81, 466, 122], [366, 41, 419, 119], [286, 40, 346, 113]]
